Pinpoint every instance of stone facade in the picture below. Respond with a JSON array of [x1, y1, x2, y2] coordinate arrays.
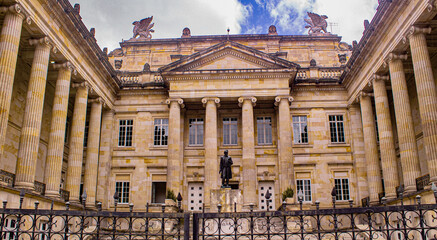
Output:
[[0, 0, 436, 212]]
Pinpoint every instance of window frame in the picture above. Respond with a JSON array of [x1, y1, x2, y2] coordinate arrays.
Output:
[[296, 179, 312, 202], [115, 180, 130, 204], [334, 178, 350, 201], [153, 118, 169, 146], [222, 117, 238, 146], [188, 118, 204, 146], [328, 115, 345, 143], [292, 115, 309, 144], [256, 116, 273, 145], [118, 119, 134, 147]]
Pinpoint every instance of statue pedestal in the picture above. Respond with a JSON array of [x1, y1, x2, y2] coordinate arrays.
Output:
[[211, 188, 243, 212]]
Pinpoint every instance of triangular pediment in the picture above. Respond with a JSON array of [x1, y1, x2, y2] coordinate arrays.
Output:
[[159, 41, 299, 73]]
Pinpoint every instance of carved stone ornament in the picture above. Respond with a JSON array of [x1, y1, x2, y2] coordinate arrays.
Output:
[[182, 27, 191, 38], [338, 54, 347, 65], [201, 97, 220, 108], [304, 12, 329, 35], [384, 53, 407, 67], [165, 98, 184, 108], [238, 96, 257, 107], [53, 61, 75, 73], [132, 16, 155, 40], [310, 59, 317, 67], [114, 60, 122, 69], [274, 96, 293, 106], [143, 63, 150, 72], [268, 25, 277, 35]]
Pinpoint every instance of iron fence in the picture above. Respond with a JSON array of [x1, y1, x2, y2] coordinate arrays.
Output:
[[0, 188, 437, 240]]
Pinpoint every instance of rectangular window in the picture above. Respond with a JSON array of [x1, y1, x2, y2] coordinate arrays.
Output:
[[223, 117, 238, 145], [152, 182, 166, 203], [189, 118, 204, 146], [154, 118, 169, 146], [83, 121, 89, 147], [118, 119, 133, 147], [329, 115, 345, 143], [115, 175, 130, 204], [293, 116, 308, 144], [257, 117, 272, 145], [334, 178, 350, 201], [296, 179, 312, 202]]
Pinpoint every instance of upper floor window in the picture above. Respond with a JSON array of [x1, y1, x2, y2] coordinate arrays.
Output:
[[257, 117, 272, 145], [292, 116, 308, 144], [189, 118, 204, 146], [296, 179, 312, 202], [118, 120, 133, 147], [154, 118, 168, 146], [223, 117, 238, 145], [329, 115, 345, 143], [334, 178, 350, 201], [115, 175, 130, 204]]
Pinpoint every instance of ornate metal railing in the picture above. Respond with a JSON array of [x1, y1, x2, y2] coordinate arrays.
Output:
[[417, 174, 430, 191]]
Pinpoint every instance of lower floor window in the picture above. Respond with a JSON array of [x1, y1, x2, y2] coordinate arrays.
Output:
[[334, 178, 350, 201], [116, 181, 130, 204], [296, 179, 312, 202], [152, 182, 166, 203]]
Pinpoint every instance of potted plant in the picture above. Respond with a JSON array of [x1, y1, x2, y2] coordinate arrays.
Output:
[[282, 187, 294, 204]]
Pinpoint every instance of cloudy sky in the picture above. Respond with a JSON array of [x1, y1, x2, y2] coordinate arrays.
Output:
[[69, 0, 379, 51]]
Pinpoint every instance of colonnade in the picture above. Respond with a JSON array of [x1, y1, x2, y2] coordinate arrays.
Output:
[[0, 4, 113, 207], [166, 96, 293, 208], [356, 26, 437, 203]]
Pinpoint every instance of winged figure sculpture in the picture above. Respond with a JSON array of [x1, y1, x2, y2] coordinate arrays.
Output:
[[304, 12, 328, 34], [132, 16, 155, 39]]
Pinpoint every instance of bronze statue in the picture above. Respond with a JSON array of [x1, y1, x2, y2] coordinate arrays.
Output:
[[219, 150, 233, 188]]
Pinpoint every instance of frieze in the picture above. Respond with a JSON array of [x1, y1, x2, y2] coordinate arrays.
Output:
[[165, 73, 291, 81]]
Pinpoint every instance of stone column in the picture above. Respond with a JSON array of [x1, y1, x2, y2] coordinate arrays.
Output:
[[359, 93, 383, 204], [65, 83, 89, 203], [44, 62, 74, 197], [274, 96, 294, 194], [349, 104, 368, 201], [15, 37, 51, 189], [372, 75, 399, 199], [97, 109, 114, 209], [238, 96, 257, 206], [407, 26, 437, 183], [202, 97, 220, 209], [165, 98, 184, 195], [386, 53, 421, 193], [0, 5, 26, 159], [84, 98, 103, 207]]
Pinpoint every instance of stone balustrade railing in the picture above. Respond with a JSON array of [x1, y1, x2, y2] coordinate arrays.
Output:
[[295, 67, 343, 81]]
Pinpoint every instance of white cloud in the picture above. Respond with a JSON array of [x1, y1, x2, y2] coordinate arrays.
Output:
[[264, 0, 312, 34], [312, 0, 378, 43], [71, 0, 250, 50]]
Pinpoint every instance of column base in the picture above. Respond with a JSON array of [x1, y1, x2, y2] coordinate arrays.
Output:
[[385, 193, 397, 200], [14, 181, 34, 190], [404, 185, 417, 194], [45, 190, 60, 198]]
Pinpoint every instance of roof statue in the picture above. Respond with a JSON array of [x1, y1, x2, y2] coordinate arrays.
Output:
[[305, 12, 329, 35], [132, 16, 155, 39]]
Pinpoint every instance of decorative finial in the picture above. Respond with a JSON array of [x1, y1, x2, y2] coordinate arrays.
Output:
[[227, 27, 230, 40]]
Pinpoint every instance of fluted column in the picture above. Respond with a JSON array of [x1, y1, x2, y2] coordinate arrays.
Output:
[[15, 37, 51, 189], [387, 53, 421, 193], [238, 96, 257, 206], [359, 93, 383, 204], [0, 5, 26, 159], [84, 98, 103, 207], [97, 109, 114, 209], [44, 62, 74, 197], [65, 83, 89, 203], [202, 97, 220, 208], [372, 75, 399, 199], [407, 26, 437, 183], [165, 98, 184, 195], [349, 104, 368, 200], [275, 96, 294, 194]]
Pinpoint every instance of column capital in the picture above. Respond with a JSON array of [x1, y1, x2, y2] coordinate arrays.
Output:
[[72, 81, 91, 91], [274, 95, 293, 106], [357, 91, 373, 102], [404, 26, 432, 41], [201, 97, 220, 107], [89, 97, 104, 105], [384, 53, 407, 65], [165, 98, 184, 108], [238, 96, 256, 107], [29, 36, 52, 48], [53, 61, 76, 74], [0, 4, 31, 24], [372, 74, 389, 83]]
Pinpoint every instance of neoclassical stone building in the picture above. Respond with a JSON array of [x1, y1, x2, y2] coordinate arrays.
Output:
[[0, 0, 437, 212]]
